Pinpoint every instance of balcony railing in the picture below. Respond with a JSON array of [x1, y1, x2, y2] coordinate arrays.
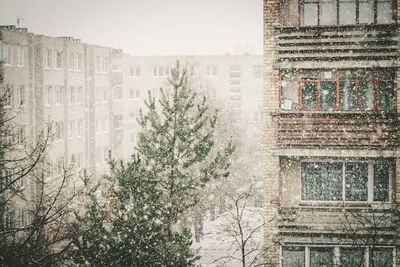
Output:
[[275, 112, 400, 149], [276, 25, 399, 65], [278, 206, 398, 239]]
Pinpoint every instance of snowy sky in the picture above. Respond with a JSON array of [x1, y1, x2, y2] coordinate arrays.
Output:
[[0, 0, 263, 56]]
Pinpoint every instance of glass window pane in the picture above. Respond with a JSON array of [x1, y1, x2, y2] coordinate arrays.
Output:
[[374, 163, 390, 202], [301, 82, 317, 110], [359, 69, 374, 80], [377, 0, 394, 24], [320, 82, 337, 111], [302, 0, 319, 26], [370, 248, 393, 267], [345, 163, 368, 201], [359, 0, 374, 24], [281, 81, 298, 111], [282, 247, 305, 267], [359, 82, 376, 111], [302, 162, 343, 201], [341, 247, 365, 267], [377, 69, 395, 80], [310, 247, 334, 267], [300, 70, 318, 80], [340, 70, 356, 80], [282, 69, 297, 80], [340, 81, 356, 111], [339, 0, 356, 25], [379, 81, 395, 112], [320, 0, 337, 25]]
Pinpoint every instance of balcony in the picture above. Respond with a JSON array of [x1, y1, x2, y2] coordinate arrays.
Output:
[[275, 25, 399, 68], [274, 112, 400, 150], [278, 206, 398, 243]]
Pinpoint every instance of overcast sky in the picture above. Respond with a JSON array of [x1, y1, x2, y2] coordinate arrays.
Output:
[[0, 0, 263, 56]]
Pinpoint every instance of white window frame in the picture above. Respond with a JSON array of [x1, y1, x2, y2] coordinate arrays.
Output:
[[280, 245, 395, 267], [300, 159, 393, 204], [45, 49, 52, 69], [16, 46, 24, 67], [206, 65, 217, 77], [2, 44, 12, 66], [55, 50, 63, 70]]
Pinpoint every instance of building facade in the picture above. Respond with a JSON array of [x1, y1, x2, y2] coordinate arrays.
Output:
[[264, 0, 399, 266], [0, 25, 263, 228]]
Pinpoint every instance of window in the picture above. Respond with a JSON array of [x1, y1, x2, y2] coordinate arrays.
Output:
[[96, 87, 101, 103], [3, 169, 13, 185], [103, 88, 108, 103], [129, 66, 141, 76], [46, 49, 52, 69], [130, 88, 140, 99], [16, 46, 24, 67], [283, 246, 393, 267], [229, 65, 242, 79], [55, 121, 63, 140], [18, 85, 25, 106], [55, 86, 63, 105], [4, 86, 13, 107], [288, 0, 394, 26], [4, 208, 15, 229], [69, 52, 74, 70], [77, 53, 82, 71], [280, 69, 395, 112], [341, 247, 365, 266], [69, 121, 75, 138], [45, 86, 52, 105], [114, 87, 123, 100], [302, 162, 343, 201], [70, 86, 75, 105], [206, 65, 218, 76], [153, 66, 169, 77], [96, 56, 100, 72], [310, 247, 334, 266], [77, 120, 83, 138], [77, 87, 83, 104], [55, 51, 63, 69], [16, 126, 25, 144], [301, 160, 392, 202], [282, 247, 304, 267], [230, 87, 241, 93], [370, 248, 394, 266], [2, 44, 12, 65], [302, 0, 319, 26], [114, 115, 123, 129]]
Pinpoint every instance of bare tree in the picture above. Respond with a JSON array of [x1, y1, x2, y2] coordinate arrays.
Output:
[[0, 60, 88, 266], [212, 184, 265, 267]]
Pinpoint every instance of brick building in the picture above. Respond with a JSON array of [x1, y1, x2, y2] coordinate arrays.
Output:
[[264, 0, 399, 266]]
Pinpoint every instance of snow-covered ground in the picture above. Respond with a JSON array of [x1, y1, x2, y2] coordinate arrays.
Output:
[[193, 207, 264, 267]]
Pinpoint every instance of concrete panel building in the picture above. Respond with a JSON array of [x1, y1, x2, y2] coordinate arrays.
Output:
[[264, 0, 399, 266]]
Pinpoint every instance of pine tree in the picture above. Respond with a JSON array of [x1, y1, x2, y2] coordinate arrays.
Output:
[[136, 61, 234, 239], [70, 62, 234, 266]]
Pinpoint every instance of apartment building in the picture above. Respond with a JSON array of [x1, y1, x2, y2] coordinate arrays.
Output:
[[113, 55, 263, 162], [264, 0, 399, 266], [0, 25, 263, 206]]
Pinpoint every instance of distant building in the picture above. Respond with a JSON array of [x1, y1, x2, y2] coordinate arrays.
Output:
[[264, 0, 399, 266], [0, 25, 262, 227]]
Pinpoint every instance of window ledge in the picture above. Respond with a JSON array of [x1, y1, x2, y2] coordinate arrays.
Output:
[[278, 24, 398, 33], [298, 201, 393, 209], [271, 111, 399, 116]]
